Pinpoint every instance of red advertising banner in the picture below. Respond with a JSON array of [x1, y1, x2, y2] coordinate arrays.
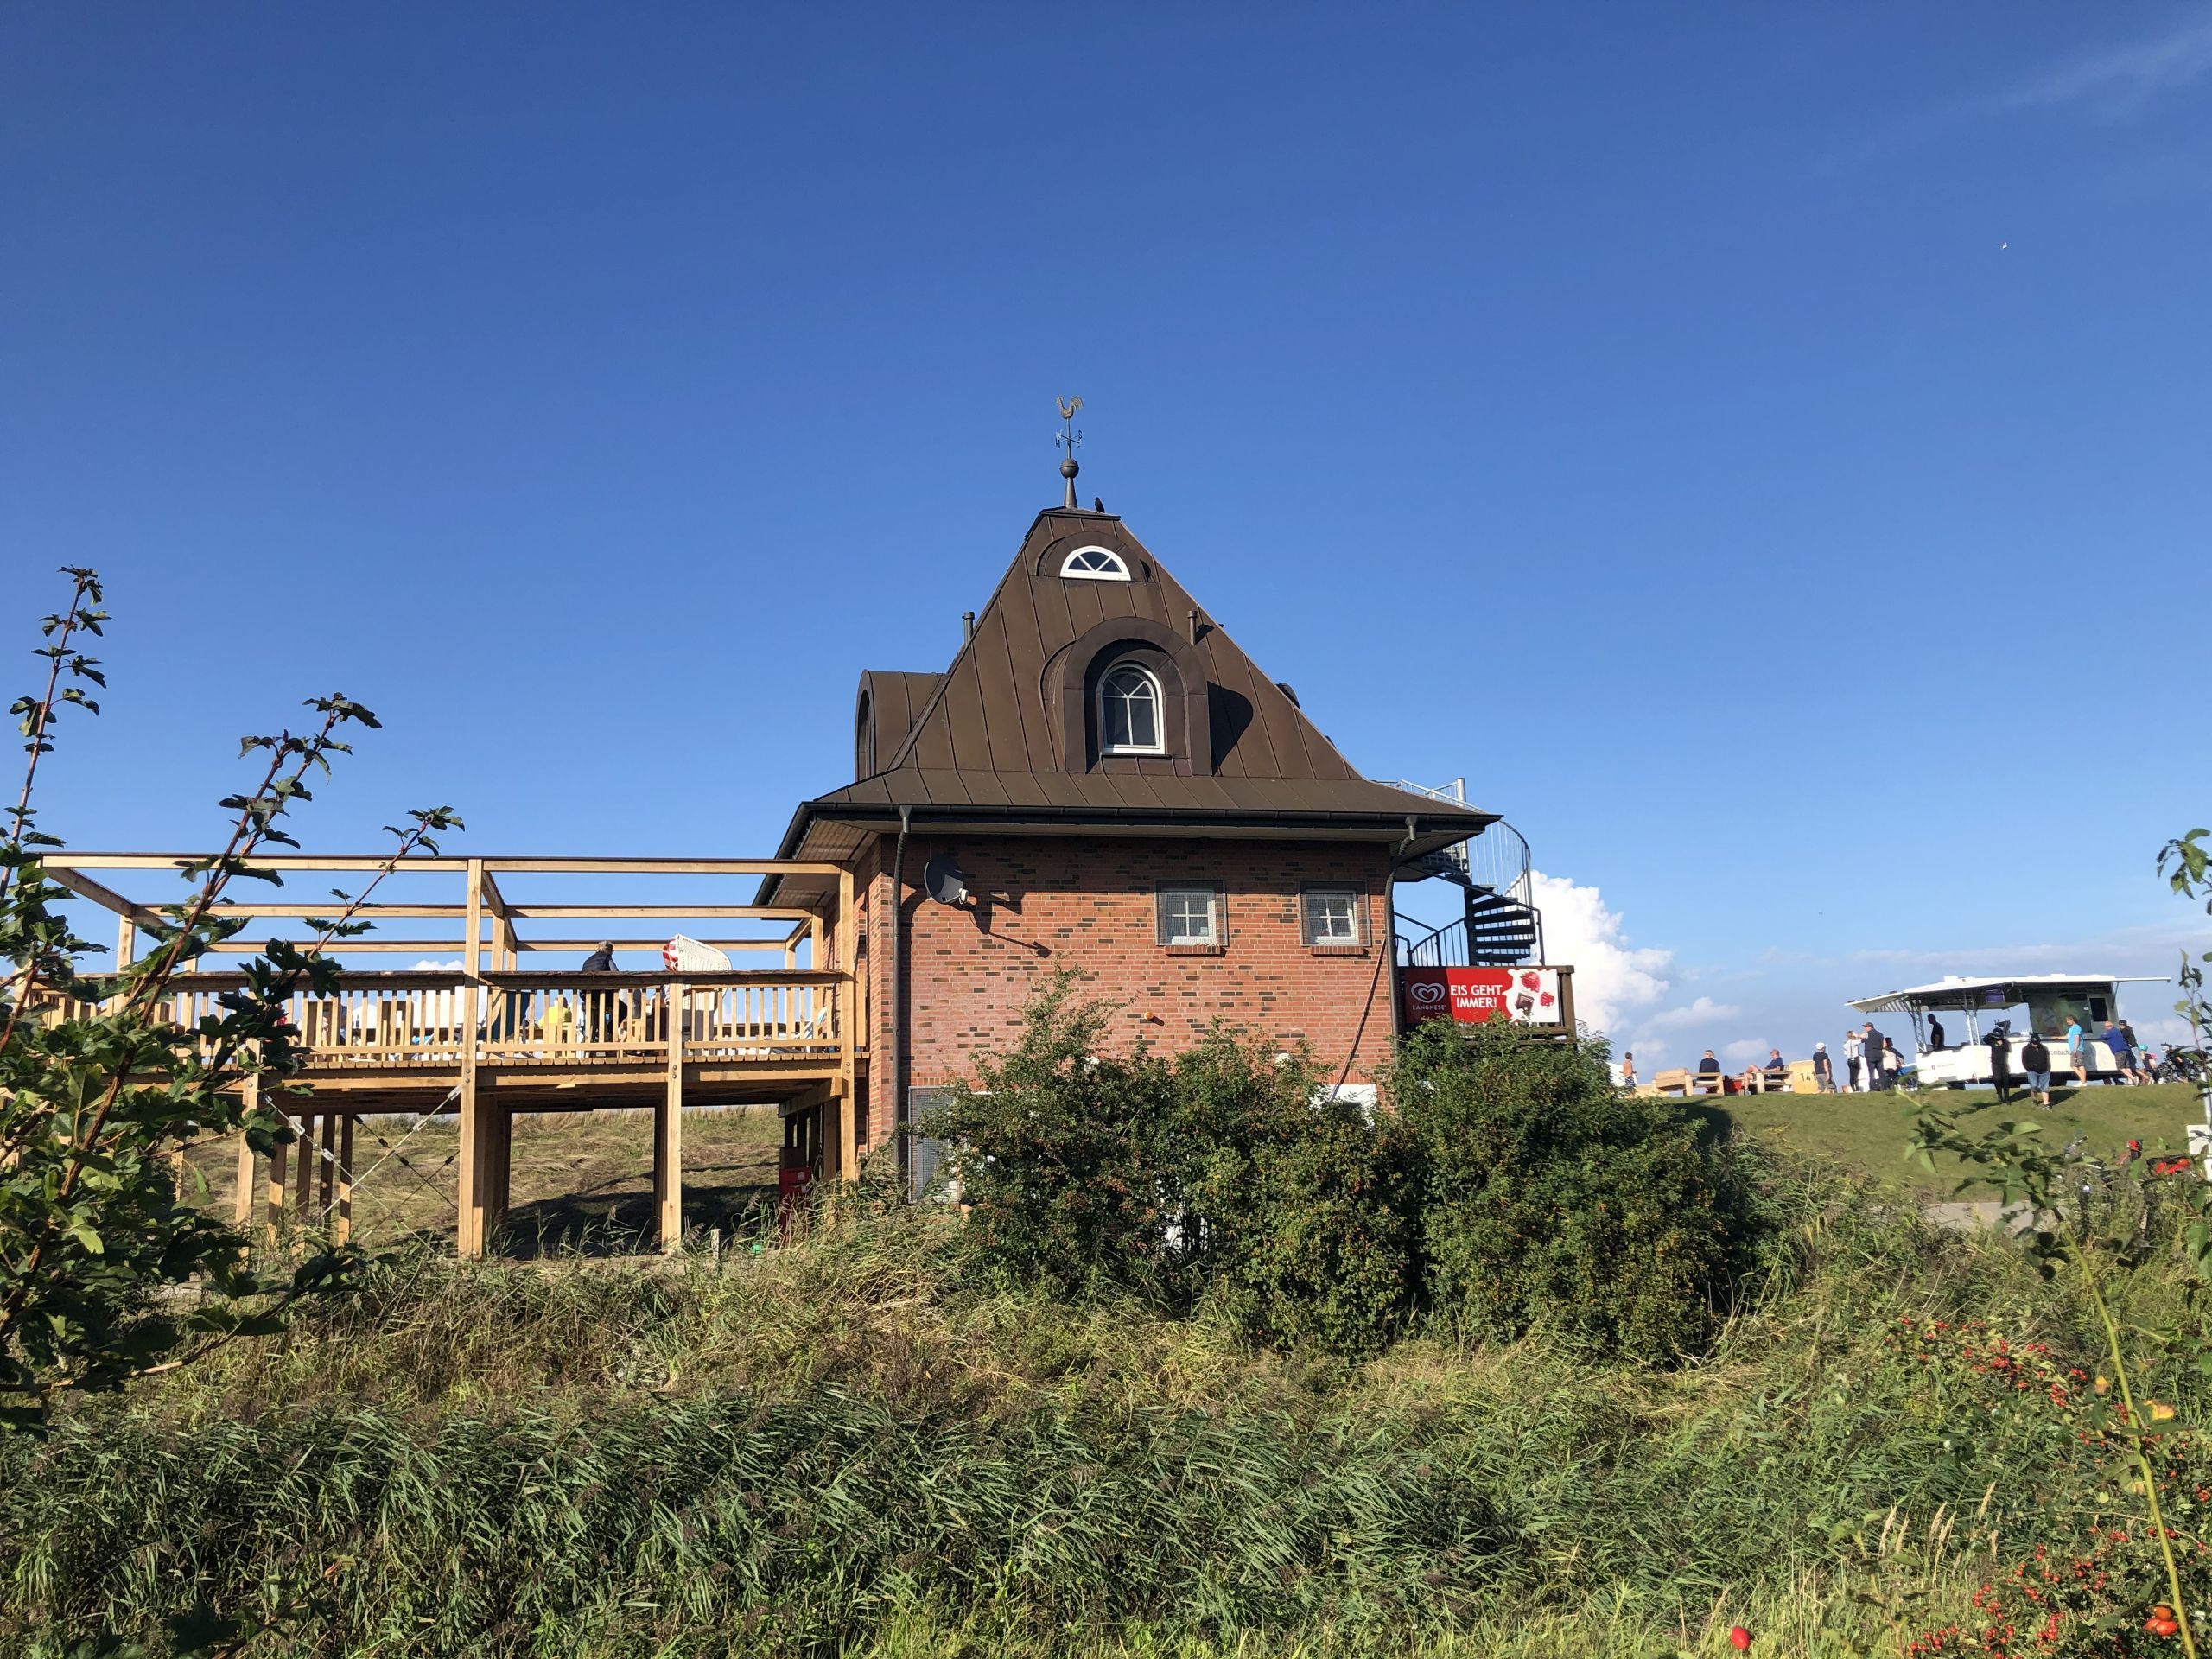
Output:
[[1402, 966, 1564, 1027]]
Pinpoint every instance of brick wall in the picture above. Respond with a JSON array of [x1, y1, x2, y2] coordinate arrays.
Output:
[[856, 834, 1398, 1144]]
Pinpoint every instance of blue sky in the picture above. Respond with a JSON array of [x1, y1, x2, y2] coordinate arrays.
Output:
[[5, 4, 2208, 1065]]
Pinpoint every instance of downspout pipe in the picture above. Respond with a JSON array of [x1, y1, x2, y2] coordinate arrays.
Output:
[[1385, 817, 1419, 1045], [889, 805, 912, 1192]]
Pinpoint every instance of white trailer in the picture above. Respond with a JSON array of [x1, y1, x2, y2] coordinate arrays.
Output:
[[1846, 973, 2164, 1087]]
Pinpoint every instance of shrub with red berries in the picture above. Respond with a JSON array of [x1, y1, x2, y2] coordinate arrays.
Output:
[[1895, 1315, 2212, 1656]]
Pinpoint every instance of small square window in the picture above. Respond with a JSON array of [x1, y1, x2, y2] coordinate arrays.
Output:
[[1156, 887, 1219, 947], [1303, 889, 1362, 947]]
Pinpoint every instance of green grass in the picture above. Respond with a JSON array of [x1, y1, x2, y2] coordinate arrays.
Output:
[[1705, 1080, 2206, 1197], [6, 1149, 2206, 1657]]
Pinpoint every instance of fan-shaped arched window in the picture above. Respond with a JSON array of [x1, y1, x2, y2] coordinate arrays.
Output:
[[1059, 546, 1130, 581], [1098, 661, 1164, 753]]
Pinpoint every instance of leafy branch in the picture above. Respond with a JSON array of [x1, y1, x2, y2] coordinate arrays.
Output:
[[0, 568, 462, 1432]]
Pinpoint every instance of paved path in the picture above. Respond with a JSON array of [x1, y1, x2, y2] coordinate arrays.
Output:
[[1923, 1199, 2040, 1233]]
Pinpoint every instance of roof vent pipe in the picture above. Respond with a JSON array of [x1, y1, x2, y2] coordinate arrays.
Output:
[[961, 611, 975, 643], [1186, 608, 1199, 644]]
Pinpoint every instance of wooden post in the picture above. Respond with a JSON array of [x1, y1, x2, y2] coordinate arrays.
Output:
[[115, 914, 136, 979], [263, 1107, 286, 1247], [464, 858, 485, 984], [294, 1112, 316, 1229], [456, 1028, 482, 1257], [658, 982, 686, 1251], [232, 1128, 255, 1228], [457, 858, 486, 1257], [317, 1110, 337, 1212], [334, 1115, 354, 1246]]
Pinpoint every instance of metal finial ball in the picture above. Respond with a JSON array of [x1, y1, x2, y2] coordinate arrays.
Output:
[[1060, 456, 1079, 479]]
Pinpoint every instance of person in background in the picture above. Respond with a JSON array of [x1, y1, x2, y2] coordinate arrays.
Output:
[[1986, 1026, 2014, 1103], [1928, 1015, 1947, 1051], [580, 940, 619, 1043], [1764, 1047, 1787, 1089], [539, 992, 575, 1055], [2020, 1029, 2053, 1108], [1845, 1031, 1864, 1092], [2120, 1020, 2147, 1084], [1697, 1050, 1721, 1093], [1881, 1039, 1905, 1088], [1812, 1041, 1835, 1093], [1861, 1021, 1889, 1090], [2067, 1015, 2090, 1084], [2103, 1018, 2135, 1086], [1619, 1052, 1637, 1090]]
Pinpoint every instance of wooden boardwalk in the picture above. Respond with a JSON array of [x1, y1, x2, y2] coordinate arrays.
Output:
[[41, 853, 868, 1256]]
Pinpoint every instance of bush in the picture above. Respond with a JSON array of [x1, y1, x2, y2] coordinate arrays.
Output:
[[925, 977, 1183, 1301], [929, 980, 1755, 1363], [1393, 1018, 1744, 1362], [1173, 1036, 1421, 1357], [928, 983, 1422, 1353]]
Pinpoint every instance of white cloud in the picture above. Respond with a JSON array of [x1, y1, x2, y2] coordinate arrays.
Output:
[[1850, 931, 2188, 973], [1637, 995, 1743, 1034], [2133, 1014, 2198, 1048], [1529, 869, 1672, 1037], [1991, 17, 2212, 116], [410, 958, 464, 972], [1721, 1039, 1770, 1066]]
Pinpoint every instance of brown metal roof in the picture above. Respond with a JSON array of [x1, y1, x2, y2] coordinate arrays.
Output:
[[855, 671, 943, 775], [767, 506, 1494, 887]]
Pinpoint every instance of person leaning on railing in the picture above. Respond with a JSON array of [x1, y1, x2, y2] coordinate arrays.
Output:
[[579, 941, 620, 1044]]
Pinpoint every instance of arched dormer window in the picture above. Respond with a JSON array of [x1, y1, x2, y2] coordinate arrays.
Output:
[[1098, 660, 1165, 753], [1059, 545, 1130, 581], [854, 690, 874, 779], [1052, 617, 1212, 775]]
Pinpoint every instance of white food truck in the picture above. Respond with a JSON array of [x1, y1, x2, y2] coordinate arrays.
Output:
[[1845, 973, 2163, 1088]]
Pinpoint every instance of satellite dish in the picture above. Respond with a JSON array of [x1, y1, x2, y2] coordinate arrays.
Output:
[[921, 853, 970, 908]]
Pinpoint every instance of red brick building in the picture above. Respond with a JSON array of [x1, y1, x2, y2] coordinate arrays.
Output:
[[765, 500, 1513, 1179]]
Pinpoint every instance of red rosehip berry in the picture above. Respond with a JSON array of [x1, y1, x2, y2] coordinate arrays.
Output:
[[1729, 1628, 1752, 1651]]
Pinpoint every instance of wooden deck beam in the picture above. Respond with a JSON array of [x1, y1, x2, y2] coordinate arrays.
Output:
[[41, 866, 168, 931], [194, 938, 809, 955], [45, 854, 847, 876]]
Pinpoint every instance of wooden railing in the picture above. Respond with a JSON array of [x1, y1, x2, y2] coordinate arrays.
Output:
[[65, 969, 853, 1073]]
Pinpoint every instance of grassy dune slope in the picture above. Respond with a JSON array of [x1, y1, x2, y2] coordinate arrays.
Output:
[[7, 1148, 2207, 1658], [1709, 1080, 2205, 1196]]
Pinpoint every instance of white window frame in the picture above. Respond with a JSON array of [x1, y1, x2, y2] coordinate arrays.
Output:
[[1156, 886, 1220, 947], [1301, 888, 1363, 947], [1098, 661, 1166, 755], [1059, 545, 1131, 581]]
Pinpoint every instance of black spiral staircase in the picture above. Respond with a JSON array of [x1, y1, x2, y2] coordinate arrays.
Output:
[[1386, 779, 1544, 969]]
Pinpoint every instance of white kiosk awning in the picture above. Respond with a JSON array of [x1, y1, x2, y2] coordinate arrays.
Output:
[[1847, 973, 2163, 1015]]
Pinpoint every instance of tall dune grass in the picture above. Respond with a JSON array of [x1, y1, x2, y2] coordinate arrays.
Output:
[[1, 1151, 2195, 1657]]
